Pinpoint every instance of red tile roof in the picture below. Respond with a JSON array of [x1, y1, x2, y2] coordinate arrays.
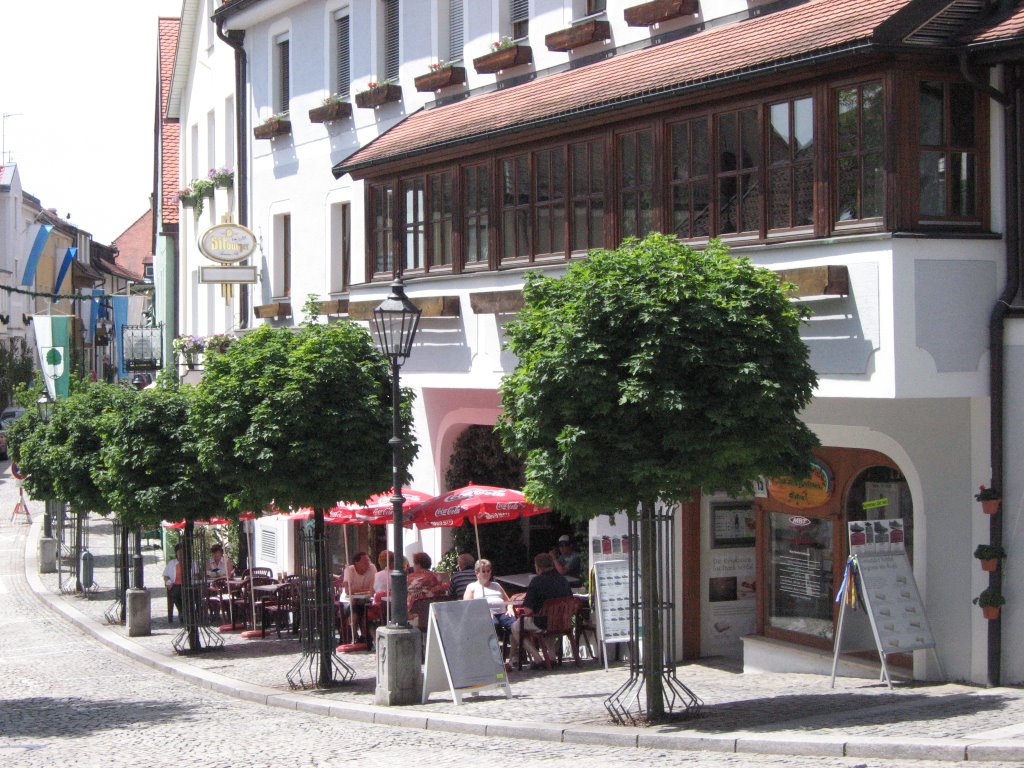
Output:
[[337, 0, 913, 176], [109, 209, 153, 281], [962, 2, 1024, 43], [159, 17, 181, 227]]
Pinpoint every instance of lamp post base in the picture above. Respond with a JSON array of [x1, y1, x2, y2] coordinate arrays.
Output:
[[126, 588, 152, 637], [374, 625, 422, 705]]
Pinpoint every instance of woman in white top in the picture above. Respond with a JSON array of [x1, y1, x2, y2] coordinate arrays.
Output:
[[463, 558, 516, 631]]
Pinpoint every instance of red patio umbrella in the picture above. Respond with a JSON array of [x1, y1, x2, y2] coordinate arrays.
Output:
[[329, 488, 432, 526], [408, 484, 550, 558], [160, 517, 231, 529]]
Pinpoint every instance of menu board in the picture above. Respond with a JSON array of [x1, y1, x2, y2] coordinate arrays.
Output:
[[421, 599, 511, 704], [592, 559, 635, 669], [856, 553, 934, 654]]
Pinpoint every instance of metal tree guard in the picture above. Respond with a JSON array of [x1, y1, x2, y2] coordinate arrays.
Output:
[[287, 522, 354, 689], [172, 524, 224, 654], [103, 520, 127, 625], [605, 501, 702, 724]]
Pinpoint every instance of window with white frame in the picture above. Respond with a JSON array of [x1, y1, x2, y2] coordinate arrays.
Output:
[[330, 202, 351, 293], [334, 7, 351, 98], [224, 96, 235, 172], [206, 110, 216, 175], [511, 0, 529, 40], [274, 33, 291, 114], [447, 0, 463, 63], [190, 123, 200, 180], [381, 0, 400, 82], [275, 213, 291, 298]]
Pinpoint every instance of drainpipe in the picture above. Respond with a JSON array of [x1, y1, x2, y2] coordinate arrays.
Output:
[[216, 19, 250, 329], [962, 54, 1021, 688]]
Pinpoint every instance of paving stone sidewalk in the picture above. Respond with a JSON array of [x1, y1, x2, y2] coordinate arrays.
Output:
[[23, 512, 1024, 763]]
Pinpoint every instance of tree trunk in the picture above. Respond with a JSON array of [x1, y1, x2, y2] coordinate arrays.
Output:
[[314, 509, 333, 687], [185, 520, 200, 652], [640, 499, 665, 719]]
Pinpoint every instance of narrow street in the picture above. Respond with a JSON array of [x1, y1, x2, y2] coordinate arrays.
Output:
[[0, 467, 1015, 768]]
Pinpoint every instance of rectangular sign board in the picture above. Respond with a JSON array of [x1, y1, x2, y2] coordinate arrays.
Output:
[[199, 265, 258, 284]]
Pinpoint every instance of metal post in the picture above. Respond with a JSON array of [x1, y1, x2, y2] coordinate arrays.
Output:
[[389, 359, 409, 627], [133, 528, 144, 589]]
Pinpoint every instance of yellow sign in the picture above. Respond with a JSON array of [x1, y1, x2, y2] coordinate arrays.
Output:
[[768, 458, 833, 509], [198, 223, 257, 264]]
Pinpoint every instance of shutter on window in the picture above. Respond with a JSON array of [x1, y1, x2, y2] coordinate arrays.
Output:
[[335, 14, 350, 97], [383, 0, 400, 82], [511, 0, 529, 39], [448, 0, 463, 62], [278, 39, 290, 113]]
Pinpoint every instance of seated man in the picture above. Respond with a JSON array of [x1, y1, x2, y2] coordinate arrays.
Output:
[[341, 551, 376, 644], [447, 552, 477, 599], [551, 535, 581, 581], [509, 552, 571, 667]]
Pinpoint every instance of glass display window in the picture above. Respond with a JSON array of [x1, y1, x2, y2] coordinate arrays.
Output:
[[766, 511, 834, 641]]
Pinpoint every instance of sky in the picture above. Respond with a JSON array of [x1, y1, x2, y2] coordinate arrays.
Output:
[[0, 1, 184, 245]]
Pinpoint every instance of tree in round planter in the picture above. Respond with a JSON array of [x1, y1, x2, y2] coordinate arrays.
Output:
[[973, 543, 1006, 572], [976, 485, 1000, 515], [973, 586, 1006, 619]]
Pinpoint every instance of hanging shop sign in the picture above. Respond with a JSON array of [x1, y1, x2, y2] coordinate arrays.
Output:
[[768, 457, 834, 509], [198, 223, 257, 264]]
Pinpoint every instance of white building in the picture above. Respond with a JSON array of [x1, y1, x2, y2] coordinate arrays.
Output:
[[167, 0, 1024, 687]]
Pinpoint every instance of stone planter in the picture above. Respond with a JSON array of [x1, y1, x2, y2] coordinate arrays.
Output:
[[253, 117, 292, 140], [473, 44, 532, 74], [545, 20, 611, 51], [624, 0, 699, 26], [309, 101, 353, 123], [355, 83, 402, 109], [414, 66, 467, 92]]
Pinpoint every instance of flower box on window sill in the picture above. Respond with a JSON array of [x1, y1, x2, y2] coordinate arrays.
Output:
[[254, 302, 292, 319], [253, 117, 292, 140], [624, 0, 698, 27], [309, 101, 352, 123], [473, 44, 532, 74], [545, 19, 611, 51], [355, 83, 402, 109], [414, 66, 467, 92]]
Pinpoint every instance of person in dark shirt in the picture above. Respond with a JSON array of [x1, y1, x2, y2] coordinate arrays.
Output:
[[550, 534, 581, 581], [511, 552, 571, 667], [447, 552, 477, 599]]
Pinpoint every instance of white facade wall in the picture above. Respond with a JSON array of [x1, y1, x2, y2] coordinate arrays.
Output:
[[171, 1, 1018, 684]]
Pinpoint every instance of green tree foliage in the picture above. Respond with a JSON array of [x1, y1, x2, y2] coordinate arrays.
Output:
[[95, 382, 231, 529], [0, 339, 37, 408], [12, 383, 125, 516], [192, 321, 415, 514], [498, 233, 819, 520]]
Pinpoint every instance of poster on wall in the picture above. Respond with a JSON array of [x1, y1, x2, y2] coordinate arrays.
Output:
[[848, 517, 905, 555], [705, 548, 757, 655]]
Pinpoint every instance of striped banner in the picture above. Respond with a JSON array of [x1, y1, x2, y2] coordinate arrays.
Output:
[[53, 247, 77, 294], [33, 315, 73, 400]]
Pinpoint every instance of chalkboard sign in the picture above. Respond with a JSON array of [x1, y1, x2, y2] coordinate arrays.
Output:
[[831, 552, 938, 688], [421, 599, 512, 704], [593, 559, 635, 670]]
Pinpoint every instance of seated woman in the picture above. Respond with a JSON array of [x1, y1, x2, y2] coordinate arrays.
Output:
[[463, 558, 516, 633], [406, 551, 443, 619]]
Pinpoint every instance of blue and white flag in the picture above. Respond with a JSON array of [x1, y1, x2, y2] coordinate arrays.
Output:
[[53, 246, 77, 294], [21, 224, 53, 287]]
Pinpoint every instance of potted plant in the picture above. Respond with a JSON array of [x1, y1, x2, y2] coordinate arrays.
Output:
[[208, 166, 234, 188], [355, 80, 402, 109], [473, 37, 532, 74], [414, 60, 467, 92], [973, 586, 1006, 620], [172, 335, 206, 369], [976, 485, 1001, 515], [309, 94, 352, 123], [176, 187, 197, 209], [973, 543, 1006, 572], [203, 333, 234, 354], [254, 113, 291, 140], [184, 178, 214, 216]]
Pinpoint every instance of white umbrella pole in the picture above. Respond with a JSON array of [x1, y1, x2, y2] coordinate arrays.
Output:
[[474, 518, 482, 560]]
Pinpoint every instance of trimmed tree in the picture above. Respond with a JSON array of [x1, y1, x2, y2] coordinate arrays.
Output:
[[498, 234, 818, 721], [191, 320, 414, 687]]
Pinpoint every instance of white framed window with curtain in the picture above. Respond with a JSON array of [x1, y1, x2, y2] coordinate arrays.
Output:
[[333, 7, 351, 98], [274, 32, 291, 114]]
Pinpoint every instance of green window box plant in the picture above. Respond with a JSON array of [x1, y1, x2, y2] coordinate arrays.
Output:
[[208, 166, 234, 188]]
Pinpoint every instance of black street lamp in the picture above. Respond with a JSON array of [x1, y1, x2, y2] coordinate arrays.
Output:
[[371, 277, 421, 627], [371, 276, 422, 706]]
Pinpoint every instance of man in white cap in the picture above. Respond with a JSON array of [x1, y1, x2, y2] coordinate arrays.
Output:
[[551, 534, 581, 580]]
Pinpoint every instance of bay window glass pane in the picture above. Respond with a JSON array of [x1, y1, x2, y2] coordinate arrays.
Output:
[[862, 83, 883, 149], [692, 180, 710, 237], [919, 151, 945, 216], [692, 119, 708, 176], [837, 88, 858, 154], [673, 185, 691, 234], [952, 151, 976, 216], [950, 84, 975, 146], [591, 144, 604, 193], [837, 156, 858, 221], [794, 98, 813, 161], [919, 81, 944, 145], [590, 201, 603, 246], [740, 109, 759, 169], [769, 168, 789, 229], [621, 134, 636, 187], [638, 132, 653, 186], [739, 176, 760, 232], [671, 123, 690, 180], [573, 200, 588, 246], [767, 512, 834, 640], [770, 103, 790, 164], [863, 151, 884, 219], [794, 164, 814, 226]]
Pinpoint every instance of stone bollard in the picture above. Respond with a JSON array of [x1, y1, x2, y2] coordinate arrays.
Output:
[[38, 537, 57, 574], [126, 588, 152, 637], [374, 625, 423, 705]]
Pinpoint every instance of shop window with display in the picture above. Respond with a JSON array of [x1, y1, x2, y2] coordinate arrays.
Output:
[[766, 511, 834, 641]]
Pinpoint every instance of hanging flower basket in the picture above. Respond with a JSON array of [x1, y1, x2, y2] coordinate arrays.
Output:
[[209, 167, 234, 188], [309, 99, 352, 123], [982, 605, 1001, 620], [976, 486, 1000, 514], [414, 65, 466, 92], [355, 82, 402, 109], [473, 43, 532, 74], [973, 586, 1005, 620]]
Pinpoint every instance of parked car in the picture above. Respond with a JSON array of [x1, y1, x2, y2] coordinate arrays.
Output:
[[0, 406, 26, 460]]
